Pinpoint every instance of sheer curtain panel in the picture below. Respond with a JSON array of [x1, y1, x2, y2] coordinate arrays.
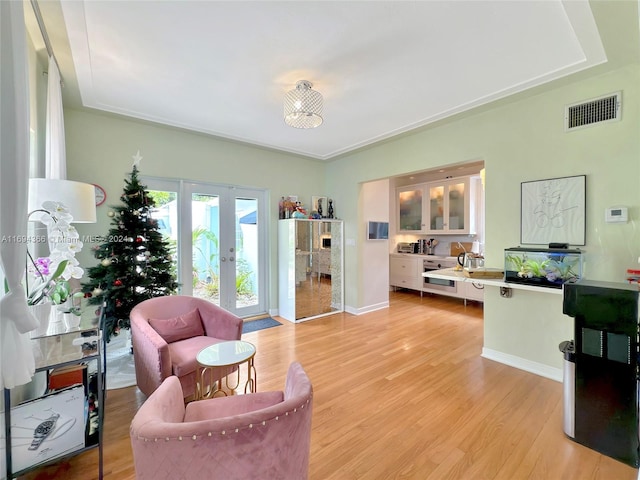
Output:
[[45, 55, 66, 179], [0, 1, 38, 390]]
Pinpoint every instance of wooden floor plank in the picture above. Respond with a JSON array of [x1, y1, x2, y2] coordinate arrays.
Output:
[[18, 290, 638, 479]]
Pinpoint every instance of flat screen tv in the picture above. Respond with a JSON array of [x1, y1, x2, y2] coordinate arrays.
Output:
[[367, 221, 389, 240]]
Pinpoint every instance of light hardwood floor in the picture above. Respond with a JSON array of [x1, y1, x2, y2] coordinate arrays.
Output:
[[21, 290, 638, 479]]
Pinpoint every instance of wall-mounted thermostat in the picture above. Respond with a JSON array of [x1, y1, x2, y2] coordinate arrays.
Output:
[[605, 206, 628, 223]]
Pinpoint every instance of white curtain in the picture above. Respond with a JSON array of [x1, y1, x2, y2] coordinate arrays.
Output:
[[45, 55, 66, 179], [0, 0, 38, 390]]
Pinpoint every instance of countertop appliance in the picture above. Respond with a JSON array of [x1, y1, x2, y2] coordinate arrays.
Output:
[[397, 242, 416, 254], [423, 257, 457, 294]]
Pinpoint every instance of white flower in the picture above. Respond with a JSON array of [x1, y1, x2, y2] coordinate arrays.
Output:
[[26, 201, 85, 305]]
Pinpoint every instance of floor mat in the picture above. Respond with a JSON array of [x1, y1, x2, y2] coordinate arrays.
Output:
[[242, 317, 282, 334]]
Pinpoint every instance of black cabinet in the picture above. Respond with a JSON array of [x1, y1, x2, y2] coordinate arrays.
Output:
[[563, 280, 639, 467]]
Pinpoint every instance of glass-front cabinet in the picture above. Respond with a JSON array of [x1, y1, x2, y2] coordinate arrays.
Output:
[[278, 219, 344, 322], [398, 187, 424, 232], [398, 176, 478, 235], [427, 178, 470, 234]]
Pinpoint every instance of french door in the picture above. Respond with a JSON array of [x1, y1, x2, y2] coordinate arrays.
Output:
[[143, 177, 267, 318]]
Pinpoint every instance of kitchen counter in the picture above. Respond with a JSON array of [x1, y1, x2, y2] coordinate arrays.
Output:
[[423, 267, 564, 295], [390, 253, 458, 261]]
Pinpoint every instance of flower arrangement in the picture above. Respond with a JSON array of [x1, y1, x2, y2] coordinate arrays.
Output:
[[26, 201, 85, 311]]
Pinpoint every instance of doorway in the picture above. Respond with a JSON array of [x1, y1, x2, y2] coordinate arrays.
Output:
[[143, 177, 268, 318]]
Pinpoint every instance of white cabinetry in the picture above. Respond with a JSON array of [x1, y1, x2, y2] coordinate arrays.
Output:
[[397, 186, 425, 232], [390, 255, 422, 291], [426, 176, 477, 234], [460, 280, 485, 302], [397, 175, 480, 235]]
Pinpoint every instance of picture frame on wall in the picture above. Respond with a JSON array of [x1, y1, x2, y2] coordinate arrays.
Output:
[[520, 174, 586, 246], [311, 196, 327, 217]]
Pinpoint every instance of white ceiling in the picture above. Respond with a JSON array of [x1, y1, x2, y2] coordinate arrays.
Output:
[[46, 1, 609, 160]]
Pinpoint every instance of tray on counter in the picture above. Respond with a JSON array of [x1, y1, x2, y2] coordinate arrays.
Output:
[[463, 268, 504, 279]]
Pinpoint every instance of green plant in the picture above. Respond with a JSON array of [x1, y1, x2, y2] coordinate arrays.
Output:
[[523, 258, 550, 277], [192, 226, 219, 282], [507, 253, 580, 283], [506, 254, 550, 279], [548, 256, 579, 281], [235, 258, 254, 296]]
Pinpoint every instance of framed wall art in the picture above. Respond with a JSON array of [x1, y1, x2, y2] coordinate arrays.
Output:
[[520, 174, 586, 246]]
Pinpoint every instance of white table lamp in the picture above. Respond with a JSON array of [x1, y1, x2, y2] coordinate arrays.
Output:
[[28, 178, 97, 223]]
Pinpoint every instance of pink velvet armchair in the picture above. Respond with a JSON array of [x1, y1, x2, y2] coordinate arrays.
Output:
[[130, 361, 313, 480], [130, 295, 243, 399]]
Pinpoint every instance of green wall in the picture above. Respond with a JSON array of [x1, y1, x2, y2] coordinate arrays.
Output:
[[325, 64, 640, 372], [65, 64, 640, 374], [64, 109, 326, 309]]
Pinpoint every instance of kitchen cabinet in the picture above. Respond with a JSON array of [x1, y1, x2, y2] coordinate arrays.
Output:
[[389, 255, 423, 291], [3, 306, 105, 479], [278, 219, 344, 322], [397, 186, 425, 232], [397, 175, 480, 235], [426, 176, 477, 234], [461, 280, 485, 303]]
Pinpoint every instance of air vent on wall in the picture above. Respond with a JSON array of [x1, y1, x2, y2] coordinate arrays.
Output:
[[565, 92, 621, 131]]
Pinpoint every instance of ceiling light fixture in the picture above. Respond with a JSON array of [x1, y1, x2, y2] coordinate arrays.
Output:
[[284, 80, 323, 129]]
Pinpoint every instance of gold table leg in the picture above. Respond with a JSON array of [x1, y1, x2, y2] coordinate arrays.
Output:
[[196, 357, 257, 399]]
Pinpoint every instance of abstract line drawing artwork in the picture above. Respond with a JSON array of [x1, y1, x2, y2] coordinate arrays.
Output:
[[521, 175, 586, 245]]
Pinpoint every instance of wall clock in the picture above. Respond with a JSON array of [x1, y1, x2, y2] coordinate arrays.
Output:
[[93, 184, 106, 206]]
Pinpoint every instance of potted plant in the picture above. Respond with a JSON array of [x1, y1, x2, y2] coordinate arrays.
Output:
[[26, 201, 85, 332]]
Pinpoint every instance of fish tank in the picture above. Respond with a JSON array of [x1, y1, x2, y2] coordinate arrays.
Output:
[[504, 247, 582, 289]]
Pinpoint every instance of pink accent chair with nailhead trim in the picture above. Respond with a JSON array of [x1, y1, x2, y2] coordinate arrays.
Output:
[[130, 362, 313, 480], [130, 295, 243, 399]]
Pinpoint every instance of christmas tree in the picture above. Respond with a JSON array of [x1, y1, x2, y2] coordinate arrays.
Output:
[[83, 166, 179, 341]]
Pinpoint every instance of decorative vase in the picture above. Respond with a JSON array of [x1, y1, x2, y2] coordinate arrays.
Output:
[[52, 305, 65, 324], [64, 313, 82, 330], [52, 299, 74, 324], [29, 302, 52, 337]]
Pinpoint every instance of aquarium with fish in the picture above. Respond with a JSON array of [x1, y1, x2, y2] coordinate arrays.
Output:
[[504, 247, 582, 288]]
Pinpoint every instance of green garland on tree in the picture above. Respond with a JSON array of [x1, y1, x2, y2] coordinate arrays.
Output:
[[83, 166, 179, 342]]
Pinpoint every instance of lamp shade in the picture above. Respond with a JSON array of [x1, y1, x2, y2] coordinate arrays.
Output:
[[284, 80, 323, 129], [28, 178, 97, 223]]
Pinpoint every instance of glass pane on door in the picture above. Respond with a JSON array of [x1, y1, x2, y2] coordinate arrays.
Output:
[[429, 185, 444, 230], [448, 182, 465, 230], [235, 197, 258, 309], [147, 189, 179, 283], [191, 193, 221, 305], [398, 189, 423, 231]]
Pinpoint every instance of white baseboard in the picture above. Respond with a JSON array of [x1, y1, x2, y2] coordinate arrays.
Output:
[[481, 348, 562, 383], [345, 301, 389, 316]]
